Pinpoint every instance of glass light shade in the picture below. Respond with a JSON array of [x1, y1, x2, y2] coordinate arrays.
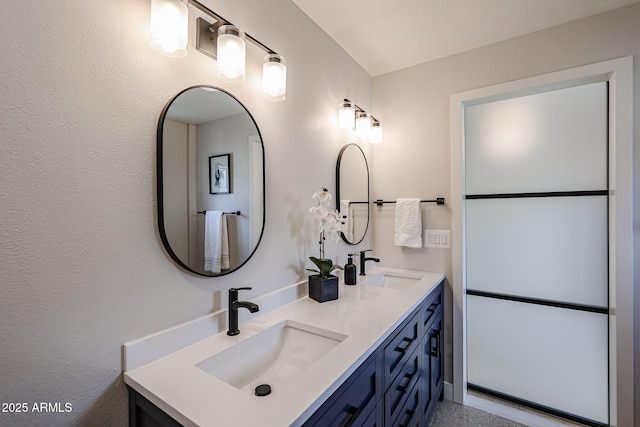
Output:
[[217, 25, 246, 83], [338, 101, 356, 130], [150, 0, 188, 57], [355, 112, 372, 137], [369, 121, 383, 144], [262, 54, 287, 101]]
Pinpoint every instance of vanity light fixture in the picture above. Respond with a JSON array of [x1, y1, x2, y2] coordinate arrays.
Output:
[[262, 54, 287, 101], [150, 0, 189, 57], [369, 120, 383, 144], [216, 25, 246, 82], [355, 112, 372, 137], [150, 0, 287, 101], [339, 99, 383, 144], [338, 100, 356, 130]]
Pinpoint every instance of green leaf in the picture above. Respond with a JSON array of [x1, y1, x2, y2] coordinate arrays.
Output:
[[308, 256, 343, 278]]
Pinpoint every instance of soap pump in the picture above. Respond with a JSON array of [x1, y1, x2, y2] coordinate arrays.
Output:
[[344, 254, 358, 285]]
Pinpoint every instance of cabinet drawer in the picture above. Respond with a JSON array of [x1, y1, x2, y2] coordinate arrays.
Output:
[[391, 381, 421, 427], [420, 283, 443, 336], [384, 348, 421, 426], [304, 352, 383, 427], [383, 312, 420, 386]]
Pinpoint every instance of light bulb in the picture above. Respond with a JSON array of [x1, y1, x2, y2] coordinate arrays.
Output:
[[338, 100, 356, 130], [262, 54, 287, 101], [217, 25, 246, 82], [150, 0, 188, 57], [355, 112, 372, 137], [369, 121, 383, 144]]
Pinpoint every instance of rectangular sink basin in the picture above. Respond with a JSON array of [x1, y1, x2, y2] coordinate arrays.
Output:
[[362, 272, 423, 290], [196, 320, 347, 393]]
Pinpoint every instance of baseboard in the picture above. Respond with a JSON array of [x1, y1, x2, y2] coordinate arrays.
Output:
[[465, 393, 577, 427], [443, 381, 453, 401]]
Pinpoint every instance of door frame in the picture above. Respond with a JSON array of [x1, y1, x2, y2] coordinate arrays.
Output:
[[450, 57, 634, 426]]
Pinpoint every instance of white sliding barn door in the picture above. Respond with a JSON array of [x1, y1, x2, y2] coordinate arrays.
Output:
[[464, 82, 609, 425]]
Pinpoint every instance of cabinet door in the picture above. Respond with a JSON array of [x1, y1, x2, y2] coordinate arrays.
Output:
[[304, 352, 383, 427], [421, 312, 443, 424], [128, 387, 183, 427]]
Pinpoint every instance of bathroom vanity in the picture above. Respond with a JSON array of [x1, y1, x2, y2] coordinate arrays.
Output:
[[124, 268, 444, 426]]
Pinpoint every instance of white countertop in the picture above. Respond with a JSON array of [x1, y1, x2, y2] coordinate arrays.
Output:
[[123, 266, 445, 427]]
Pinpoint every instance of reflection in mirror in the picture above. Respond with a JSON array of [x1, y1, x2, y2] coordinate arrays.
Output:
[[158, 86, 265, 276], [336, 143, 370, 245]]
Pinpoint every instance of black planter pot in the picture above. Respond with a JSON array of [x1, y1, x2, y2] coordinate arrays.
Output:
[[308, 274, 338, 303]]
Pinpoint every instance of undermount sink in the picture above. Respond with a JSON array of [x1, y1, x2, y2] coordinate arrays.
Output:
[[196, 320, 347, 394], [362, 271, 424, 290]]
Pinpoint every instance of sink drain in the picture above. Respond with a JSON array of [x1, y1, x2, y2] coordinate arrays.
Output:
[[255, 384, 271, 396]]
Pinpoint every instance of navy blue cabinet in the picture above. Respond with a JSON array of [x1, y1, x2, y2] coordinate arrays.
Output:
[[303, 351, 384, 427], [308, 282, 444, 427]]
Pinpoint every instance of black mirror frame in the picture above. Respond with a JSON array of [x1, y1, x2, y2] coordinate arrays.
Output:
[[157, 85, 266, 277], [335, 143, 370, 245]]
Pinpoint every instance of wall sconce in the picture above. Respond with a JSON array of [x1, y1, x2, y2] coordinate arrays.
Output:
[[338, 99, 383, 144], [150, 0, 287, 101], [338, 100, 356, 130], [216, 25, 246, 82], [150, 0, 189, 57], [369, 120, 383, 144], [262, 54, 287, 101]]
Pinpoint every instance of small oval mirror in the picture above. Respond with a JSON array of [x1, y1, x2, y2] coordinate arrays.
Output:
[[158, 86, 265, 276], [336, 143, 370, 245]]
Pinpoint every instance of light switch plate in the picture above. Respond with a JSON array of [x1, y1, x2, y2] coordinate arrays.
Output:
[[424, 229, 451, 248]]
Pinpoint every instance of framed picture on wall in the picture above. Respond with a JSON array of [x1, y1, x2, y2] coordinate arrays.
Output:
[[209, 154, 232, 194]]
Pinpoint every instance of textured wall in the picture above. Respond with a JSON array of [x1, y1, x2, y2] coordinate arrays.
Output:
[[0, 0, 371, 425], [372, 2, 639, 419]]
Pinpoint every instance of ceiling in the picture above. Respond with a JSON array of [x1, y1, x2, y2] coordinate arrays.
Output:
[[291, 0, 639, 76]]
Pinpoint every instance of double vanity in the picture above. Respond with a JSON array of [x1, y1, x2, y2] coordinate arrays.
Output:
[[124, 267, 444, 427]]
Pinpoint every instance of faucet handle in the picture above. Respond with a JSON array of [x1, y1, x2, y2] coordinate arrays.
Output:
[[360, 249, 373, 256], [230, 287, 252, 292]]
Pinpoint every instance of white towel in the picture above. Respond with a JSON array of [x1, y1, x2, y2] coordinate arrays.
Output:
[[394, 198, 422, 248], [340, 200, 353, 241], [204, 211, 230, 273]]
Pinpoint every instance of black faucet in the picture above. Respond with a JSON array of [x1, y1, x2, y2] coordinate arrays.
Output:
[[359, 249, 380, 276], [227, 287, 259, 336]]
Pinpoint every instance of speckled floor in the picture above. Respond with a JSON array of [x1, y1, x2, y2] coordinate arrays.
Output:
[[429, 400, 527, 427]]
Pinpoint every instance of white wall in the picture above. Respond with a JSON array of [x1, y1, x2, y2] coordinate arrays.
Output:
[[0, 0, 372, 425], [372, 2, 639, 419]]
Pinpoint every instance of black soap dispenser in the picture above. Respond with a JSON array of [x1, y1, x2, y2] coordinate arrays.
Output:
[[344, 254, 357, 285]]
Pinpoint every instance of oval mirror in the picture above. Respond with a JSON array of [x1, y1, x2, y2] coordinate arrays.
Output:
[[336, 143, 370, 245], [157, 86, 265, 276]]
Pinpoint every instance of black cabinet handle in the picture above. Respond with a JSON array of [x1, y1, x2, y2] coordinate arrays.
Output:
[[343, 405, 361, 425], [395, 336, 414, 353], [397, 372, 414, 393], [431, 330, 441, 357]]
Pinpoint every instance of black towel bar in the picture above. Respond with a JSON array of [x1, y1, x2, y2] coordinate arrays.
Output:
[[374, 198, 445, 206], [198, 210, 241, 215]]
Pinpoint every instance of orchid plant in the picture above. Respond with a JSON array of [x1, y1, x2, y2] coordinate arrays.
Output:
[[307, 188, 345, 278]]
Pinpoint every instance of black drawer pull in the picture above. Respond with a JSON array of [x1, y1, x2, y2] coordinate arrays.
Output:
[[431, 330, 441, 357], [395, 336, 414, 353], [427, 303, 438, 313], [343, 404, 361, 424], [397, 372, 414, 393]]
